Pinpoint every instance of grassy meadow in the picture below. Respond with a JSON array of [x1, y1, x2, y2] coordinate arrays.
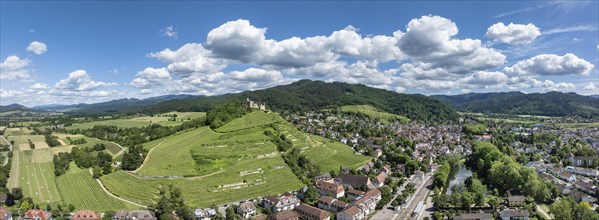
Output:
[[66, 112, 205, 130], [340, 105, 410, 123]]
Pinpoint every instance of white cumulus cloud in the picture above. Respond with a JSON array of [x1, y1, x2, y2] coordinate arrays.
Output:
[[0, 55, 31, 80], [161, 25, 178, 39], [26, 41, 48, 55], [486, 22, 540, 45], [55, 70, 116, 91], [504, 53, 594, 76]]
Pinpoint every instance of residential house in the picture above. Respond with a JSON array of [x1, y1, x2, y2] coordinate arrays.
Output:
[[72, 210, 100, 220], [237, 202, 257, 219], [193, 208, 217, 220], [336, 206, 363, 220], [314, 174, 333, 182], [346, 189, 364, 201], [395, 164, 406, 174], [263, 194, 300, 212], [24, 210, 52, 220], [453, 213, 492, 220], [374, 149, 382, 158], [372, 172, 387, 188], [559, 171, 576, 182], [317, 196, 348, 212], [294, 204, 330, 220], [573, 180, 597, 195], [267, 210, 299, 220], [550, 167, 562, 175], [568, 167, 599, 177], [0, 208, 12, 220], [352, 189, 381, 216], [334, 174, 370, 189], [568, 154, 594, 167], [507, 191, 525, 207], [113, 210, 157, 220], [500, 209, 529, 220], [315, 180, 345, 198]]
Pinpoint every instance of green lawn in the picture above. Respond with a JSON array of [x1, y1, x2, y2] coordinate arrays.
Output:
[[66, 112, 206, 130], [54, 133, 123, 155], [56, 167, 131, 211], [340, 105, 410, 123]]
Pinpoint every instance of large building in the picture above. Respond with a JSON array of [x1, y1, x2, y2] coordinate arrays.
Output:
[[334, 174, 370, 188], [315, 180, 345, 198], [237, 201, 257, 219], [294, 204, 330, 220], [246, 98, 266, 110]]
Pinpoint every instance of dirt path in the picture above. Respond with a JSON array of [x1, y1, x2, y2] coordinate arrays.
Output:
[[131, 138, 168, 173], [11, 150, 20, 187], [89, 168, 146, 208]]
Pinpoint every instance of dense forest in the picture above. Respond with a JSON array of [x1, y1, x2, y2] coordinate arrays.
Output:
[[431, 91, 599, 118]]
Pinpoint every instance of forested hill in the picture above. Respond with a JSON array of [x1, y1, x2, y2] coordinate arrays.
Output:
[[431, 91, 599, 118], [146, 80, 458, 123], [0, 104, 34, 112]]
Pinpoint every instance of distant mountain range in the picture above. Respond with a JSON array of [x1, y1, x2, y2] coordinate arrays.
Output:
[[3, 81, 597, 120], [0, 103, 34, 113], [30, 94, 195, 113], [431, 91, 599, 118]]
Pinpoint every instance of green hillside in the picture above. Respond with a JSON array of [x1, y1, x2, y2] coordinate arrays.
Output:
[[431, 91, 598, 118], [101, 111, 370, 207]]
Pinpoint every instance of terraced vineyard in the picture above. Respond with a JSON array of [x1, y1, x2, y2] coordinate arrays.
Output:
[[56, 168, 131, 211], [101, 111, 370, 207], [273, 122, 371, 172]]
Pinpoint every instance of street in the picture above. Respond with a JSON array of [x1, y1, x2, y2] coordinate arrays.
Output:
[[370, 170, 435, 220]]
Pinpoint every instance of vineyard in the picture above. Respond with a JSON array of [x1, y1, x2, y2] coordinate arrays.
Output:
[[56, 169, 132, 211]]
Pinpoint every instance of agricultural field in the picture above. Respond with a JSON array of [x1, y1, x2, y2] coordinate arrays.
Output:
[[6, 134, 45, 146], [56, 165, 134, 211], [4, 127, 25, 136], [101, 111, 368, 207], [53, 133, 123, 155], [340, 105, 410, 123], [66, 112, 206, 130], [102, 156, 304, 207], [273, 121, 371, 172], [9, 150, 63, 205]]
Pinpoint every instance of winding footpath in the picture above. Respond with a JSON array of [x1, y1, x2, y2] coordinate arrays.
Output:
[[88, 168, 146, 208], [131, 138, 168, 173]]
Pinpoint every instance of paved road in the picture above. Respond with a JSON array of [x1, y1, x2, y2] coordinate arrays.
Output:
[[396, 172, 434, 220], [370, 176, 414, 220]]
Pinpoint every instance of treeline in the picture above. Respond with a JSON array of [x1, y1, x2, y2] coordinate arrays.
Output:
[[431, 91, 599, 118], [283, 148, 321, 183], [462, 124, 487, 135], [52, 144, 113, 177], [205, 100, 249, 129]]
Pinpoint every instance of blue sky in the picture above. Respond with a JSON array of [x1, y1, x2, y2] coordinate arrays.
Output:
[[1, 1, 598, 106]]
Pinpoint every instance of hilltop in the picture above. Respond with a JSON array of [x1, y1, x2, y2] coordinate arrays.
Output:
[[431, 91, 599, 118], [148, 80, 458, 123]]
